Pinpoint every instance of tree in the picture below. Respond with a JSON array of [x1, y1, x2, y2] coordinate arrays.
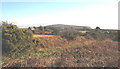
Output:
[[96, 26, 100, 30], [38, 25, 44, 31]]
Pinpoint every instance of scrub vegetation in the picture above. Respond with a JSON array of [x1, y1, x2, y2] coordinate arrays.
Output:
[[1, 21, 120, 67]]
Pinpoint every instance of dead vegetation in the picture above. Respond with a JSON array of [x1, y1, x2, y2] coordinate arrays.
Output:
[[2, 36, 119, 67], [33, 34, 59, 38]]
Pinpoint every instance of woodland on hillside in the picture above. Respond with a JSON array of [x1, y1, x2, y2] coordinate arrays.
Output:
[[1, 21, 120, 68]]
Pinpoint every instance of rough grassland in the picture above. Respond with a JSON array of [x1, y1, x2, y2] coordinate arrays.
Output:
[[2, 36, 119, 67]]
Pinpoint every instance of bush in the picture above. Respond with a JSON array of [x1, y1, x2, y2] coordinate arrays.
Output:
[[85, 29, 119, 41], [113, 30, 120, 41], [2, 22, 34, 57], [51, 27, 61, 35], [59, 30, 81, 40]]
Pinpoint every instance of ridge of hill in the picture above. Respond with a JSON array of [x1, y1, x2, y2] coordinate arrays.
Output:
[[45, 24, 92, 30]]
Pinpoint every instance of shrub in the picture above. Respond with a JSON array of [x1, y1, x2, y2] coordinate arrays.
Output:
[[2, 22, 34, 57], [85, 29, 119, 41], [59, 30, 81, 40], [51, 27, 61, 35]]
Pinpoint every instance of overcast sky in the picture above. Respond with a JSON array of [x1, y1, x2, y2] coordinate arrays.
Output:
[[1, 0, 119, 29]]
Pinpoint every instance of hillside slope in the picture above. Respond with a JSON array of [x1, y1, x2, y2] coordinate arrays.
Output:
[[3, 36, 119, 67]]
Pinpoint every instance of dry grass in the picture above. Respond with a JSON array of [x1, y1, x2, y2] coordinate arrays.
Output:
[[33, 34, 59, 38], [79, 31, 89, 33]]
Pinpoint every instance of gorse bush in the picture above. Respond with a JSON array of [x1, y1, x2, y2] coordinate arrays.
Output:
[[2, 22, 34, 57], [59, 30, 82, 40]]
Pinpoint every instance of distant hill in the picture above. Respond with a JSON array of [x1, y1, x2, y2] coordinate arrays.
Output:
[[45, 24, 92, 30]]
